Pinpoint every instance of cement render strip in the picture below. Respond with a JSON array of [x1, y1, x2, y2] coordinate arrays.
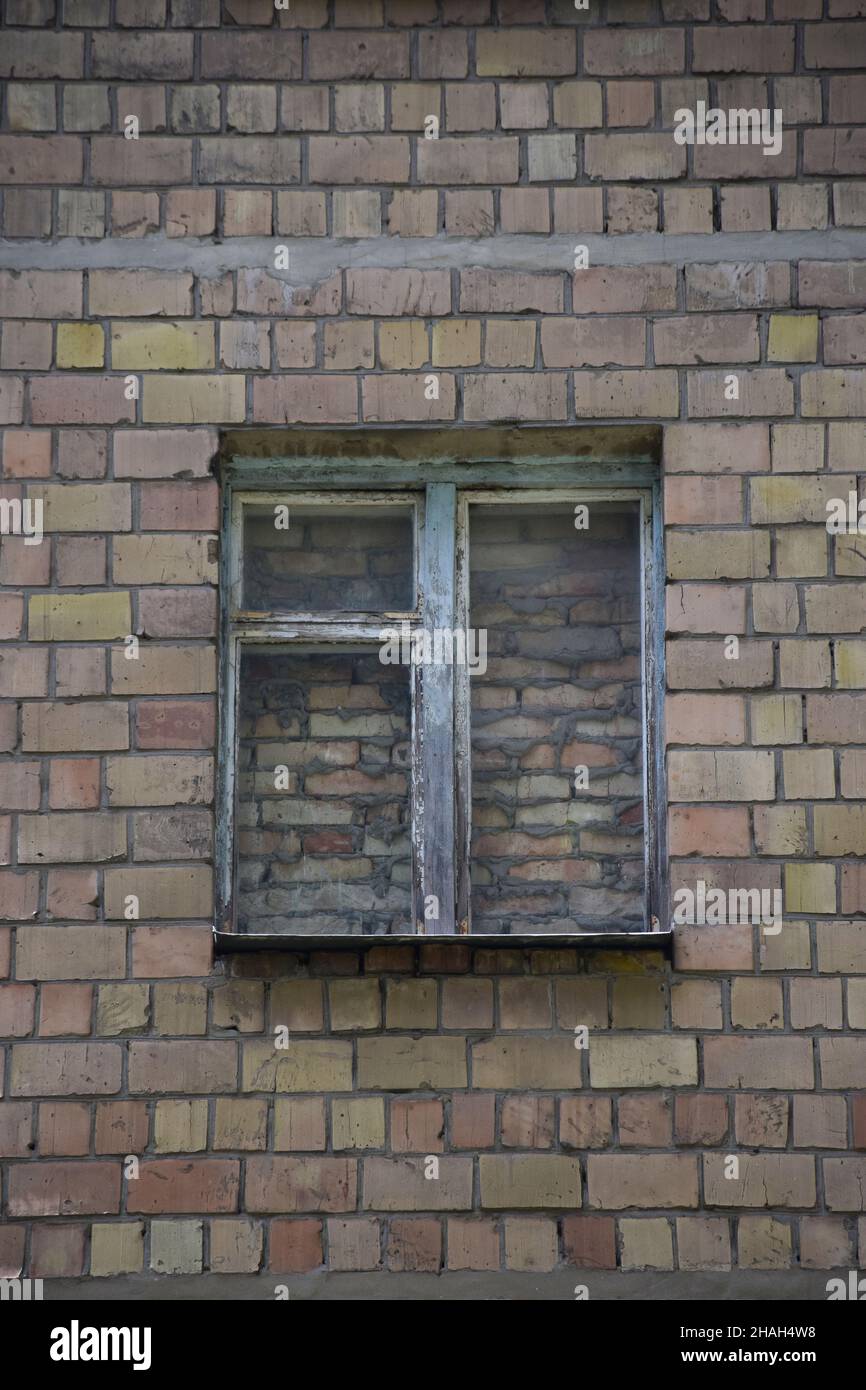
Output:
[[43, 1271, 843, 1300], [1, 229, 865, 281]]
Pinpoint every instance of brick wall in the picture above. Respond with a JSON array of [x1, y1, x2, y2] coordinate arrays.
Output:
[[1, 0, 865, 1292]]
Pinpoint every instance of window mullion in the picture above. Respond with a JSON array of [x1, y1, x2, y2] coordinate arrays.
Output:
[[418, 482, 458, 936]]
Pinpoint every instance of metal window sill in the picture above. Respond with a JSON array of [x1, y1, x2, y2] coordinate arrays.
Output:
[[214, 929, 673, 954]]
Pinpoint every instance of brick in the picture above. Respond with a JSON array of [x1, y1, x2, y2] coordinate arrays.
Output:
[[704, 1037, 814, 1090], [585, 134, 686, 181], [111, 323, 214, 372], [309, 137, 408, 185], [362, 374, 455, 423], [143, 375, 246, 425], [209, 1218, 263, 1275], [153, 1100, 207, 1153], [573, 370, 678, 418], [91, 138, 191, 186], [30, 1223, 86, 1279], [253, 376, 357, 425], [128, 1041, 235, 1095], [793, 1094, 847, 1149], [128, 1159, 239, 1214], [113, 537, 217, 586], [95, 1102, 148, 1155], [10, 1042, 121, 1097], [584, 28, 684, 75], [677, 1217, 731, 1272], [18, 812, 125, 865], [541, 318, 644, 369], [573, 270, 679, 322], [135, 699, 215, 750], [89, 270, 192, 319], [0, 136, 83, 185], [8, 1161, 120, 1217], [91, 32, 192, 79], [587, 1155, 698, 1209], [246, 1157, 355, 1213], [655, 315, 759, 366], [22, 702, 128, 752], [150, 1220, 202, 1275], [242, 1039, 352, 1093], [358, 1037, 466, 1089], [475, 30, 575, 76]]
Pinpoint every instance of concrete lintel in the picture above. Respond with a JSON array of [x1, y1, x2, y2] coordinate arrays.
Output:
[[1, 229, 865, 280], [220, 423, 663, 466]]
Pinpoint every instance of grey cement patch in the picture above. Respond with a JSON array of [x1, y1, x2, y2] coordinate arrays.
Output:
[[43, 1270, 839, 1301], [1, 229, 865, 282]]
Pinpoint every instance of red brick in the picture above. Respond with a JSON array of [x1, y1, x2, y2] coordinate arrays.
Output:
[[268, 1218, 323, 1272], [38, 982, 93, 1036], [38, 1101, 91, 1156], [7, 1161, 120, 1215], [30, 1224, 85, 1278], [135, 700, 215, 750], [246, 1157, 356, 1213], [128, 1160, 240, 1214], [139, 481, 219, 532], [562, 1215, 616, 1268], [0, 137, 83, 185]]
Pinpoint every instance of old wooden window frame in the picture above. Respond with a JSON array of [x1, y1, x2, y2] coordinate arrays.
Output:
[[218, 461, 666, 944]]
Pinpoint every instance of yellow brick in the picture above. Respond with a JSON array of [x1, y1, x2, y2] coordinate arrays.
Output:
[[837, 534, 866, 576], [242, 1039, 353, 1093], [103, 866, 212, 919], [111, 322, 215, 371], [329, 980, 381, 1032], [767, 314, 819, 363], [779, 640, 831, 689], [331, 1098, 385, 1151], [782, 749, 836, 800], [378, 320, 428, 370], [142, 374, 245, 423], [751, 475, 852, 524], [28, 591, 131, 641], [154, 1099, 208, 1153], [31, 482, 131, 533], [814, 805, 866, 856], [96, 983, 150, 1035], [776, 527, 827, 578], [834, 640, 866, 689], [432, 320, 482, 367], [755, 805, 807, 856], [56, 322, 105, 369], [90, 1222, 144, 1276], [620, 1217, 674, 1271], [751, 694, 803, 745], [110, 646, 216, 695], [785, 863, 836, 914]]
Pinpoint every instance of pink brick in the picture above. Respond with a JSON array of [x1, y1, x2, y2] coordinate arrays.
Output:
[[253, 377, 357, 425], [139, 482, 219, 531], [135, 700, 215, 750], [30, 379, 135, 427]]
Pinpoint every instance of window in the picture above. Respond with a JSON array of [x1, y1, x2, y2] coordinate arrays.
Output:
[[219, 458, 664, 942]]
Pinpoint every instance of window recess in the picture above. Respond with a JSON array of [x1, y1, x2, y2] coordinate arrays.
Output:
[[218, 446, 665, 946]]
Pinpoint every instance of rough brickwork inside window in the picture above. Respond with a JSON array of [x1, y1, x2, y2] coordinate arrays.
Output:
[[243, 505, 415, 613], [469, 502, 644, 933], [236, 647, 412, 935]]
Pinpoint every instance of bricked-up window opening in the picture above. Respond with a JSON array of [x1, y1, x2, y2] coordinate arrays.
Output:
[[237, 648, 412, 935], [222, 482, 661, 940], [467, 502, 644, 934]]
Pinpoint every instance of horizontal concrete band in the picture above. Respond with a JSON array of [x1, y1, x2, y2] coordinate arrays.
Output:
[[45, 1270, 840, 1301], [1, 229, 865, 280]]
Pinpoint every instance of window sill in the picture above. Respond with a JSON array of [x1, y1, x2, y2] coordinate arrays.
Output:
[[214, 929, 673, 954]]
